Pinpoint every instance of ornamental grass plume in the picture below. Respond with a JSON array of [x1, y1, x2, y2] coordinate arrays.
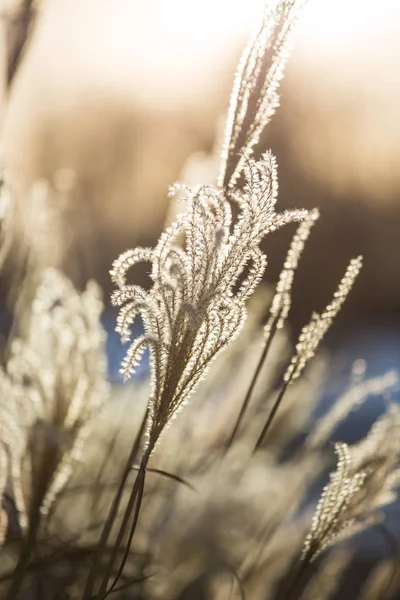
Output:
[[1, 269, 108, 524], [94, 1, 366, 595], [303, 405, 400, 565], [227, 207, 320, 447], [103, 150, 308, 599], [0, 269, 109, 599], [109, 0, 319, 455], [284, 257, 363, 385], [301, 443, 367, 563], [218, 0, 307, 188], [90, 2, 316, 594], [111, 152, 307, 450], [254, 256, 363, 450]]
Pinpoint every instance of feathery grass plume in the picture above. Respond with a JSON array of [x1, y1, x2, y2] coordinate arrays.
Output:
[[254, 257, 362, 450], [218, 0, 306, 188], [103, 161, 307, 596], [301, 443, 366, 562], [284, 257, 363, 383], [98, 3, 310, 592], [228, 209, 319, 447], [307, 370, 398, 450], [0, 268, 109, 529], [303, 407, 400, 568], [111, 152, 307, 449], [265, 208, 320, 337], [3, 174, 76, 362]]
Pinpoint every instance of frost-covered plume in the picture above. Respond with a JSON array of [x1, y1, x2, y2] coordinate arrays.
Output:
[[303, 410, 400, 564], [253, 256, 362, 450], [285, 257, 363, 383], [265, 208, 319, 338], [0, 269, 109, 531], [302, 443, 366, 561], [111, 151, 307, 448], [219, 0, 306, 188]]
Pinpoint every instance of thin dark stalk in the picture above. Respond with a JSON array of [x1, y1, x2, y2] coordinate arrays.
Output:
[[102, 466, 147, 598], [98, 447, 151, 599], [254, 353, 301, 451], [83, 407, 149, 600], [4, 0, 36, 90], [374, 523, 400, 600], [90, 419, 124, 518], [276, 557, 309, 600], [5, 508, 41, 600], [275, 541, 317, 600], [0, 521, 105, 584], [254, 378, 290, 451], [228, 570, 246, 600], [0, 540, 142, 585], [107, 572, 155, 595], [227, 312, 281, 449], [241, 522, 279, 584]]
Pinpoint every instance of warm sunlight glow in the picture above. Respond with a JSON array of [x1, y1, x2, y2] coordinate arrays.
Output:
[[30, 0, 399, 107], [296, 0, 400, 61]]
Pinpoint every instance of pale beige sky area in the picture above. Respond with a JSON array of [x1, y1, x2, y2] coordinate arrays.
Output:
[[2, 0, 400, 210]]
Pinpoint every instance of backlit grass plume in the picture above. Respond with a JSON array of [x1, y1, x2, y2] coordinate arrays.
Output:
[[111, 152, 307, 448], [302, 406, 400, 566], [284, 257, 363, 384], [302, 443, 366, 562], [103, 5, 365, 592], [1, 269, 109, 599], [100, 4, 315, 592], [219, 0, 306, 187], [1, 269, 108, 531]]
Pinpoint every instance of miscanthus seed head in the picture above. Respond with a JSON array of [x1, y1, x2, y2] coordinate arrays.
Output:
[[0, 269, 109, 530], [285, 256, 363, 383], [302, 443, 366, 560], [111, 152, 307, 446]]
